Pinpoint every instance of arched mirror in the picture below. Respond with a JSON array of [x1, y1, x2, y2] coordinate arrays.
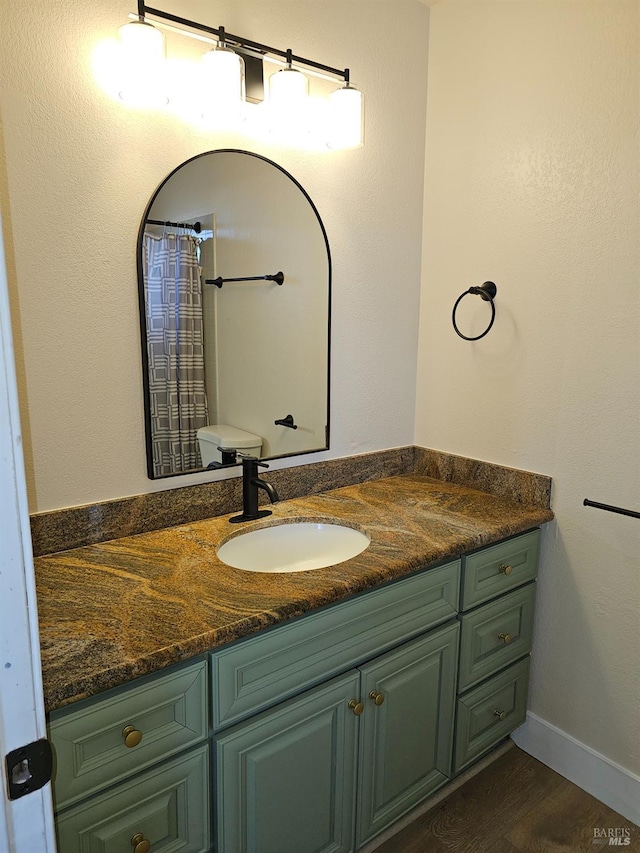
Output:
[[137, 150, 331, 479]]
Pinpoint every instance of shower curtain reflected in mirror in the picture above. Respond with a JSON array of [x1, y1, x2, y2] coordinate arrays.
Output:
[[143, 233, 209, 476]]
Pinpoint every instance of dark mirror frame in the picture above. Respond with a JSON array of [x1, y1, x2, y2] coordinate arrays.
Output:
[[137, 149, 332, 480]]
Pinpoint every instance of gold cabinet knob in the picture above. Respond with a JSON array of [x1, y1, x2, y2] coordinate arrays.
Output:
[[348, 699, 364, 716], [498, 632, 512, 644], [131, 833, 151, 853], [122, 725, 143, 748], [498, 563, 513, 576], [369, 691, 385, 706], [493, 709, 506, 721]]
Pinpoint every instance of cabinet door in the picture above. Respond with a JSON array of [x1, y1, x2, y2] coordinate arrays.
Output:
[[356, 621, 460, 847], [215, 671, 360, 853]]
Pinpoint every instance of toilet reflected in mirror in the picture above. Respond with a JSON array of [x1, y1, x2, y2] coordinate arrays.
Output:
[[197, 425, 263, 468], [137, 150, 331, 479]]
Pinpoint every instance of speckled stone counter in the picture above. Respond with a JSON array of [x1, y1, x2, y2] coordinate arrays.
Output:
[[35, 474, 553, 713]]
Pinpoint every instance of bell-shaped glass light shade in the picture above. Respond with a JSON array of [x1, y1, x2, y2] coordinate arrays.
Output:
[[269, 66, 309, 107], [201, 45, 245, 123], [328, 83, 364, 149], [269, 66, 309, 138], [118, 20, 167, 107]]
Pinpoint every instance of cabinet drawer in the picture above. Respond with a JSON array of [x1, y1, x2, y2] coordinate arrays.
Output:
[[212, 560, 460, 729], [454, 657, 530, 774], [461, 529, 539, 610], [55, 744, 209, 853], [49, 659, 208, 810], [458, 583, 535, 692]]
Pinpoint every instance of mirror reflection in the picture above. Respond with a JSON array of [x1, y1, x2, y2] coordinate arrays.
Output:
[[138, 150, 331, 479]]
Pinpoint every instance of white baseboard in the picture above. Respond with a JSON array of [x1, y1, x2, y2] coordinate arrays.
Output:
[[512, 712, 640, 827]]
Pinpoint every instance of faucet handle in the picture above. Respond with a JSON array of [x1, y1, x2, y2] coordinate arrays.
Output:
[[240, 456, 269, 470], [216, 446, 240, 465], [235, 450, 267, 462]]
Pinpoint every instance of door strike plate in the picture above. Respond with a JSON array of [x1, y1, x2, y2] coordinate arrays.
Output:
[[4, 739, 53, 800]]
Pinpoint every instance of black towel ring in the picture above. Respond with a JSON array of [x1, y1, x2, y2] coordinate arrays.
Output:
[[452, 281, 497, 341]]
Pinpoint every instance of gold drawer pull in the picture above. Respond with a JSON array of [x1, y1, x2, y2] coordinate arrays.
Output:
[[131, 833, 151, 853], [498, 632, 512, 644], [122, 725, 143, 748], [493, 709, 506, 721], [498, 563, 513, 576], [348, 699, 364, 716], [369, 690, 385, 707]]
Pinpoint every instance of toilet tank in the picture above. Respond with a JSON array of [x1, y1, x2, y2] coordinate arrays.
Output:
[[197, 425, 263, 466]]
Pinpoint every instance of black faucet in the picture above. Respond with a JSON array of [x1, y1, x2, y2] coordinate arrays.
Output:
[[229, 457, 280, 523]]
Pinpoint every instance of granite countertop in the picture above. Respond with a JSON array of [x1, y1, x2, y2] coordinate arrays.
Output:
[[35, 474, 553, 713]]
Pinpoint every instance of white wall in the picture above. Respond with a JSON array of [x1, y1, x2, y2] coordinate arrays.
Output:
[[417, 1, 640, 776], [0, 0, 429, 511]]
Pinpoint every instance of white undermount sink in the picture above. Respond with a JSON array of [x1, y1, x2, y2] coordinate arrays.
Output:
[[216, 521, 371, 573]]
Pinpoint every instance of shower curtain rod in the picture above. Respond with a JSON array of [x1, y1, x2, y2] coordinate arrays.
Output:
[[146, 218, 202, 233]]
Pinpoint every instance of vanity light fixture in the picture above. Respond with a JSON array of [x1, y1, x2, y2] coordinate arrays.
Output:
[[328, 75, 365, 149], [118, 15, 167, 106], [269, 50, 309, 106], [268, 49, 310, 137], [115, 1, 364, 148], [200, 27, 246, 121]]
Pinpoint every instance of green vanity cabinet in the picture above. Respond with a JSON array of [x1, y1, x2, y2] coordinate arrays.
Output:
[[211, 560, 462, 852], [453, 529, 539, 774], [215, 621, 460, 853], [46, 527, 543, 853]]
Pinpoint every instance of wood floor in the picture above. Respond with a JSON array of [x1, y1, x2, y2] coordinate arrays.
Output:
[[375, 746, 638, 852]]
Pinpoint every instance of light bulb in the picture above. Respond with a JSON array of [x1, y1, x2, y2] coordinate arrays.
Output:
[[201, 44, 245, 123], [118, 20, 167, 107], [268, 64, 309, 139], [269, 66, 309, 106], [328, 83, 364, 149]]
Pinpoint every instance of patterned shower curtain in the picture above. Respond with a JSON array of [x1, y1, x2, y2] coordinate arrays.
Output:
[[143, 233, 209, 476]]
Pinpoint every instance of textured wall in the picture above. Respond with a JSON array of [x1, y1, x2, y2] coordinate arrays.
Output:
[[0, 0, 428, 511], [416, 1, 640, 773]]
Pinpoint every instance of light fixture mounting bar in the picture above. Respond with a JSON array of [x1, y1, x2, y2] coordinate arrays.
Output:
[[140, 4, 349, 82]]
